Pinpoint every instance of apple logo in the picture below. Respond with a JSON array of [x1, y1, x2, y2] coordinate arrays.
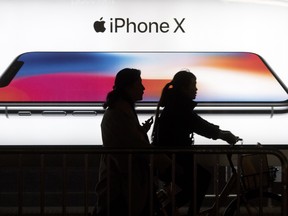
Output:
[[94, 17, 106, 33]]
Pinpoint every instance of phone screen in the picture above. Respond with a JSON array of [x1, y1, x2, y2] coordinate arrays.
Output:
[[0, 52, 287, 103]]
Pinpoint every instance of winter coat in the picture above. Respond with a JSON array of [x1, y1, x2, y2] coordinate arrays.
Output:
[[96, 98, 170, 216]]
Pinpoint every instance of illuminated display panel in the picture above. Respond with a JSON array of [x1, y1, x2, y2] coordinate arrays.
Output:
[[0, 52, 287, 103]]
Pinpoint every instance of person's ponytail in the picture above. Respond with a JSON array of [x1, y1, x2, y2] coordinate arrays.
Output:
[[103, 90, 119, 109], [151, 81, 173, 145]]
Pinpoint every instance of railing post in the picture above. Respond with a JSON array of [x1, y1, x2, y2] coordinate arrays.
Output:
[[62, 154, 67, 216], [40, 154, 45, 216], [149, 154, 154, 216], [128, 153, 132, 216], [280, 155, 288, 216], [18, 153, 23, 216], [171, 153, 176, 216], [84, 154, 89, 216], [193, 153, 197, 216], [107, 154, 111, 216], [214, 154, 220, 216]]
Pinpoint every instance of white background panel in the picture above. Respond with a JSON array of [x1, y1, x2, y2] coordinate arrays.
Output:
[[0, 0, 288, 145]]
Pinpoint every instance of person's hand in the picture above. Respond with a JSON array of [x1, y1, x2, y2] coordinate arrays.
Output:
[[219, 130, 239, 145], [142, 116, 154, 133]]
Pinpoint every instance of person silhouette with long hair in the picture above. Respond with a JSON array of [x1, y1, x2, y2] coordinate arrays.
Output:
[[95, 68, 171, 216], [152, 70, 239, 216]]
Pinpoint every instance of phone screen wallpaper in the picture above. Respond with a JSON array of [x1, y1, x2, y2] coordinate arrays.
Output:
[[0, 52, 287, 103]]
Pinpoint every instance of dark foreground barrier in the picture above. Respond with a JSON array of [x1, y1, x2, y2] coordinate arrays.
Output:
[[0, 145, 287, 216]]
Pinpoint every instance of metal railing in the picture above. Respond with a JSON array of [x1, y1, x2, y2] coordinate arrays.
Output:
[[0, 145, 287, 216]]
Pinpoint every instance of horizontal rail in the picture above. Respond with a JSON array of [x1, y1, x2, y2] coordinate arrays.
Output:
[[0, 144, 287, 155]]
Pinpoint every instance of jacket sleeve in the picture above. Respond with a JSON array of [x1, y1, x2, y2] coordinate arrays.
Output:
[[190, 112, 220, 140], [101, 106, 171, 173], [101, 108, 150, 148]]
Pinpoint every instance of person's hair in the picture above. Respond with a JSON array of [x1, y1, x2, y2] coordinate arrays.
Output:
[[151, 70, 196, 143], [103, 68, 141, 109], [158, 70, 196, 108]]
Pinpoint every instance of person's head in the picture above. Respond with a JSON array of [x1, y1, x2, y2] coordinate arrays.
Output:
[[103, 68, 145, 108], [158, 70, 197, 107], [171, 70, 197, 100]]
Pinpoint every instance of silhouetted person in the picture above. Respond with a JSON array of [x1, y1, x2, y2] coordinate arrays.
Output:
[[95, 68, 171, 216], [152, 70, 238, 216]]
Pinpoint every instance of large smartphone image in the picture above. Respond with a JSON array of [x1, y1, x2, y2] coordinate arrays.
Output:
[[0, 51, 288, 145], [0, 52, 287, 117]]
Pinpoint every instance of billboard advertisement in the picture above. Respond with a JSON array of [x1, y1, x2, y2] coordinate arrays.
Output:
[[0, 0, 288, 145]]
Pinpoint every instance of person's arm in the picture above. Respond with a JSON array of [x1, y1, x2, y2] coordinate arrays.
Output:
[[218, 130, 239, 145], [190, 112, 238, 144], [101, 108, 149, 148], [190, 112, 220, 139], [102, 106, 172, 174]]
